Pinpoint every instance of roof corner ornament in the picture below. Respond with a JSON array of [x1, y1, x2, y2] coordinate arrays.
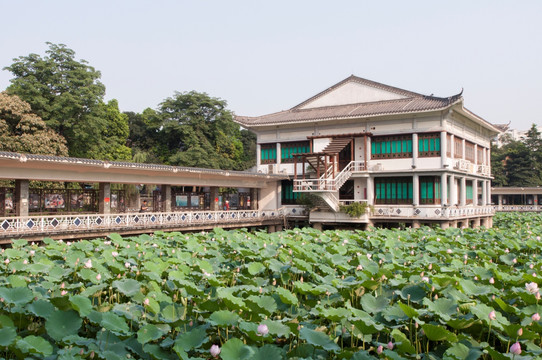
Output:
[[19, 154, 27, 163], [103, 162, 111, 169]]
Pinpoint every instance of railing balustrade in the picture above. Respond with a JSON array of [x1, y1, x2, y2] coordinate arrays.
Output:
[[0, 208, 285, 238]]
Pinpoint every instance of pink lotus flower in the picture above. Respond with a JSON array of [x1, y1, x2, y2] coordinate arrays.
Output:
[[532, 313, 541, 321], [4, 258, 9, 265], [144, 298, 150, 306], [489, 277, 495, 284], [84, 259, 92, 268], [96, 274, 102, 281], [61, 290, 68, 296], [510, 342, 521, 355], [387, 341, 394, 350], [446, 249, 453, 254], [526, 282, 539, 294], [210, 344, 221, 357], [112, 251, 119, 257], [257, 324, 269, 336], [29, 250, 35, 256], [517, 328, 523, 336], [489, 311, 496, 321], [377, 345, 383, 354]]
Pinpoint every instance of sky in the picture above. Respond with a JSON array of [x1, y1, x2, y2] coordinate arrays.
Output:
[[1, 1, 541, 131]]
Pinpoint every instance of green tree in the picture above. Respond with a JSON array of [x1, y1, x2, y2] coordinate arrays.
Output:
[[0, 92, 68, 156], [158, 91, 250, 170], [89, 99, 131, 161], [125, 108, 163, 163], [4, 43, 106, 158]]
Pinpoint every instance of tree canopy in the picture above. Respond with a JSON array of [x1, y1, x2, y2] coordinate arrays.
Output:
[[491, 124, 542, 187], [0, 92, 68, 156], [3, 42, 130, 160]]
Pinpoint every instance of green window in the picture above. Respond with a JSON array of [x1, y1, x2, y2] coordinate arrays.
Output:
[[418, 133, 441, 157], [261, 144, 277, 164], [374, 177, 413, 204], [281, 141, 310, 163], [281, 180, 300, 205], [371, 135, 413, 159], [420, 176, 441, 204], [466, 181, 473, 204]]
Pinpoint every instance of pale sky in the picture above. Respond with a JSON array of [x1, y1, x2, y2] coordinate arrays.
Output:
[[1, 1, 541, 131]]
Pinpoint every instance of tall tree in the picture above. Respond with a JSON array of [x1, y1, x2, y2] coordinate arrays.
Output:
[[158, 91, 249, 170], [0, 92, 68, 156], [4, 43, 106, 158], [89, 99, 131, 161]]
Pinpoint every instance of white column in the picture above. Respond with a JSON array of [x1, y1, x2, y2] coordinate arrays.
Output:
[[413, 174, 419, 206], [486, 180, 492, 205], [276, 143, 281, 165], [462, 139, 466, 160], [256, 144, 261, 166], [472, 179, 478, 206], [474, 144, 478, 166], [366, 177, 374, 205], [440, 131, 447, 168], [412, 133, 418, 169], [450, 134, 455, 159], [441, 173, 448, 205], [449, 174, 456, 205], [460, 177, 466, 206], [483, 181, 487, 206]]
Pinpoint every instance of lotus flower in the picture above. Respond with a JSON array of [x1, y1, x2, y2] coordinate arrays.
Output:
[[489, 277, 495, 284], [387, 341, 394, 350], [447, 249, 452, 254], [526, 282, 539, 294], [517, 328, 523, 336], [257, 324, 269, 336], [489, 311, 496, 321], [4, 258, 9, 264], [96, 274, 102, 281], [112, 251, 119, 257], [510, 342, 521, 355], [61, 290, 68, 296], [84, 259, 92, 268], [144, 298, 150, 306], [210, 345, 221, 357], [377, 345, 383, 354], [532, 313, 541, 321]]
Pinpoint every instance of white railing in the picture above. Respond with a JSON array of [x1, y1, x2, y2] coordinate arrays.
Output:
[[0, 208, 285, 238], [494, 205, 542, 212], [338, 199, 368, 206], [477, 165, 490, 176], [372, 205, 495, 219], [294, 161, 367, 192]]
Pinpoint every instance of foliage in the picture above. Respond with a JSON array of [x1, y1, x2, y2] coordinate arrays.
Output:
[[3, 43, 127, 159], [340, 202, 372, 218], [492, 124, 542, 187], [0, 92, 68, 156], [88, 99, 131, 161], [2, 213, 542, 358], [296, 193, 320, 210]]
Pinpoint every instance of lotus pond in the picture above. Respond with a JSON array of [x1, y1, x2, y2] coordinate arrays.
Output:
[[1, 212, 542, 359]]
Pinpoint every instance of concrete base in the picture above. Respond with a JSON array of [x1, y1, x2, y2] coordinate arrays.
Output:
[[312, 222, 323, 231]]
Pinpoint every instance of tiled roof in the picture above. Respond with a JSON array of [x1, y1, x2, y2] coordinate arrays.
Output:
[[235, 93, 463, 127], [0, 151, 285, 179]]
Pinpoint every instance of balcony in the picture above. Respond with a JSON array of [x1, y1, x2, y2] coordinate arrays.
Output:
[[372, 204, 495, 219]]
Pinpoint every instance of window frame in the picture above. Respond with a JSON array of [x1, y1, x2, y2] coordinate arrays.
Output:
[[371, 135, 413, 160], [260, 143, 277, 164], [418, 133, 441, 158], [280, 141, 310, 164]]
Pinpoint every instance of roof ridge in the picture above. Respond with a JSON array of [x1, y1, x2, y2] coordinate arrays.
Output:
[[291, 75, 423, 110]]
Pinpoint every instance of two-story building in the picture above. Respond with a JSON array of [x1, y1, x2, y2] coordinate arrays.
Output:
[[235, 75, 500, 229]]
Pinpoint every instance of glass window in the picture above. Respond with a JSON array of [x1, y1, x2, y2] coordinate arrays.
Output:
[[418, 133, 441, 157], [419, 176, 441, 204], [374, 177, 413, 204], [260, 144, 277, 164], [280, 141, 310, 163], [371, 135, 412, 159]]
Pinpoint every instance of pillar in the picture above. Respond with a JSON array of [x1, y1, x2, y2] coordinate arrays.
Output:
[[268, 225, 276, 233], [161, 185, 171, 212], [210, 187, 219, 211], [413, 174, 419, 206], [412, 220, 421, 229], [440, 131, 447, 168], [367, 177, 374, 205], [450, 174, 457, 205], [472, 179, 478, 206], [250, 188, 258, 210], [472, 217, 481, 228], [440, 221, 450, 230], [486, 180, 492, 205], [256, 144, 261, 166], [312, 222, 323, 231], [441, 173, 447, 205], [276, 143, 281, 165], [98, 183, 111, 215], [412, 133, 418, 169], [15, 179, 29, 217], [450, 134, 455, 159], [462, 139, 466, 160], [481, 181, 486, 206], [460, 177, 466, 206]]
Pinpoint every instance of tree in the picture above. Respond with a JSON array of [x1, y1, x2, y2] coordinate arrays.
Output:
[[0, 92, 68, 156], [157, 91, 250, 170], [88, 99, 131, 161], [4, 43, 106, 158]]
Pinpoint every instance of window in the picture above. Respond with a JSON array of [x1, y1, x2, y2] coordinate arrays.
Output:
[[454, 137, 463, 159], [465, 142, 475, 162], [281, 141, 310, 163], [281, 180, 300, 205], [374, 177, 413, 204], [477, 147, 484, 165], [466, 180, 473, 204], [418, 133, 441, 157], [446, 134, 452, 157], [420, 176, 441, 204], [260, 143, 277, 164], [371, 135, 412, 159]]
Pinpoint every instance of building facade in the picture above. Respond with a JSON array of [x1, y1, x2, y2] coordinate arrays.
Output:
[[235, 76, 500, 229]]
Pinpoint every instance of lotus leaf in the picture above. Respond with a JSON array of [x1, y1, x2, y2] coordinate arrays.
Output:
[[221, 337, 255, 360], [16, 335, 53, 356], [45, 310, 83, 341], [299, 327, 340, 352]]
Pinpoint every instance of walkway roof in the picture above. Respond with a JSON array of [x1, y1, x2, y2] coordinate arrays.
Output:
[[0, 152, 286, 188]]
